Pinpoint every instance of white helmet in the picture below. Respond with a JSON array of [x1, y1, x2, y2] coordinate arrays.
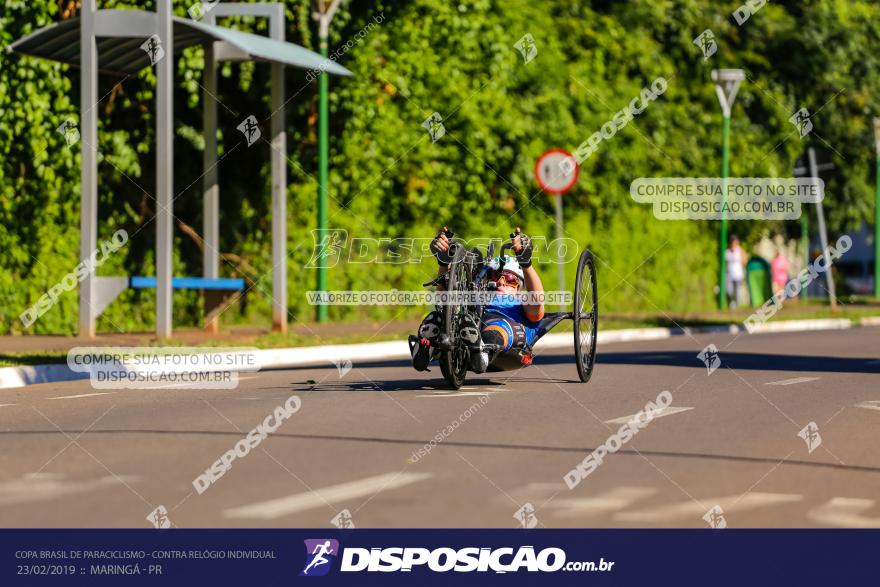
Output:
[[487, 255, 524, 283]]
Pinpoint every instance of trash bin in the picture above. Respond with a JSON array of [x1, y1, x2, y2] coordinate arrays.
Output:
[[746, 256, 772, 307]]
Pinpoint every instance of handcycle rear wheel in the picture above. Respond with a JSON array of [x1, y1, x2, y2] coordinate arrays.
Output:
[[573, 249, 598, 382], [440, 251, 470, 390]]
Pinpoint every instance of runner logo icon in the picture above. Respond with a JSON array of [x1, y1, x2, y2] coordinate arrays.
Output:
[[300, 539, 339, 576]]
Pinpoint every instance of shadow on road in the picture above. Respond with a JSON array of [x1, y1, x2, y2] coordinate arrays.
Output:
[[289, 379, 498, 392], [264, 348, 880, 378], [277, 375, 574, 393], [267, 351, 879, 376], [530, 351, 880, 374]]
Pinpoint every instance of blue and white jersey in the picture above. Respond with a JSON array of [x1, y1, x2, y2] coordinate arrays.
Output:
[[482, 294, 541, 347]]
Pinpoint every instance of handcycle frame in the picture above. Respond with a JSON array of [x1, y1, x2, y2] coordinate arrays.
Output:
[[411, 233, 598, 389]]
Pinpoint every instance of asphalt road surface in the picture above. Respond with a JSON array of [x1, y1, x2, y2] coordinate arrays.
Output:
[[1, 327, 879, 529]]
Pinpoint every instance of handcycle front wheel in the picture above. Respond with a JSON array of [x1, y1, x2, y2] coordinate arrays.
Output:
[[440, 250, 470, 390], [573, 248, 598, 382]]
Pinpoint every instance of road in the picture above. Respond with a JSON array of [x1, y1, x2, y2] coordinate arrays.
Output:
[[1, 327, 878, 528]]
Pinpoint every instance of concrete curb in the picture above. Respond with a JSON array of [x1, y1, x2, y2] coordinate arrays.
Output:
[[743, 318, 852, 333], [0, 317, 867, 390], [0, 364, 89, 390]]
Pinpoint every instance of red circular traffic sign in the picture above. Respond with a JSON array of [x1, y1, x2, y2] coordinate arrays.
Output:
[[535, 149, 579, 194]]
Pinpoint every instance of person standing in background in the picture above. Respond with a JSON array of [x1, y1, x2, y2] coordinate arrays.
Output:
[[726, 235, 747, 308], [771, 248, 790, 302]]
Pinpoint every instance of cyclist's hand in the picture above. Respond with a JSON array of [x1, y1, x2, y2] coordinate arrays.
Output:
[[511, 227, 533, 268], [430, 226, 453, 266]]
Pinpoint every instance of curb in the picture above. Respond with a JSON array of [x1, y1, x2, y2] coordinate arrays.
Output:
[[0, 364, 89, 390], [0, 317, 866, 390]]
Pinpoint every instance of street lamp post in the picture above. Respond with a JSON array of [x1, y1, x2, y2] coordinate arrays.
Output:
[[314, 0, 343, 322], [874, 118, 880, 298], [808, 147, 836, 310], [800, 204, 809, 298], [794, 150, 834, 305], [711, 69, 744, 310]]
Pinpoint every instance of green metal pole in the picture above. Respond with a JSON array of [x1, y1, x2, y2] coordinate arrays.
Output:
[[875, 141, 880, 298], [719, 115, 730, 310], [317, 36, 330, 322]]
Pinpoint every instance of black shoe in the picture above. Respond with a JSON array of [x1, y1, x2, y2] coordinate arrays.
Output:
[[410, 335, 432, 371], [460, 315, 480, 344]]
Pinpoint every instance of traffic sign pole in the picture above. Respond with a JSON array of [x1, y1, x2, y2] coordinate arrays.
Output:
[[553, 195, 565, 307], [534, 149, 579, 309]]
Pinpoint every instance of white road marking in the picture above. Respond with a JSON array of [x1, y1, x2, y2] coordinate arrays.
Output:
[[0, 473, 137, 506], [855, 401, 880, 412], [417, 391, 496, 398], [549, 487, 658, 518], [0, 403, 16, 408], [503, 482, 568, 504], [146, 383, 217, 389], [604, 406, 693, 425], [808, 497, 880, 528], [614, 492, 802, 523], [47, 392, 116, 400], [223, 472, 432, 520], [765, 377, 819, 386]]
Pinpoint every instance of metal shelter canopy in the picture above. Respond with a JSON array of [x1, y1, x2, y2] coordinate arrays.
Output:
[[7, 3, 351, 338], [7, 9, 352, 77]]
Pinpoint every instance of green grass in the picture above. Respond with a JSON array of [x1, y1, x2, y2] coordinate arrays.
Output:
[[0, 352, 69, 367]]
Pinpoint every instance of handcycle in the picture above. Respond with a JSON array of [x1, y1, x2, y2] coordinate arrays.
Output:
[[408, 230, 598, 389]]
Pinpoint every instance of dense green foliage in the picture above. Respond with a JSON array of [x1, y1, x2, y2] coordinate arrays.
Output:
[[1, 0, 878, 334]]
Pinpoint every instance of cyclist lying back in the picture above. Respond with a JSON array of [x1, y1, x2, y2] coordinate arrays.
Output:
[[411, 227, 545, 373]]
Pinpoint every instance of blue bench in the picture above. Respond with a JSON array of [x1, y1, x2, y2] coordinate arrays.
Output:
[[129, 277, 245, 291], [93, 276, 245, 333], [132, 277, 244, 333]]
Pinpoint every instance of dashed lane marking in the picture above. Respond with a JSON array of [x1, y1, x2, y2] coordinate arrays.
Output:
[[0, 473, 137, 506], [614, 492, 802, 523], [765, 377, 819, 386], [807, 497, 880, 528], [47, 392, 116, 400], [604, 406, 693, 425], [223, 472, 432, 520], [854, 401, 880, 412], [417, 391, 497, 398], [548, 487, 658, 518]]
